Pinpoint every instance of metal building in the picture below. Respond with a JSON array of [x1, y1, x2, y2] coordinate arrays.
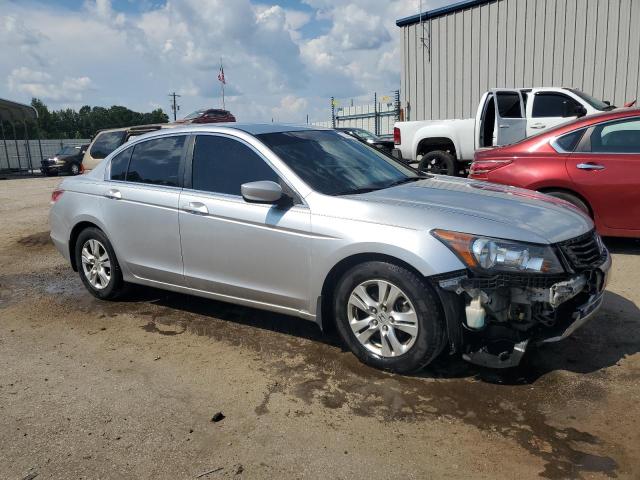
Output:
[[397, 0, 640, 121]]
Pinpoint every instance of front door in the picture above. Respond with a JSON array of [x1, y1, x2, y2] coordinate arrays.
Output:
[[102, 134, 187, 284], [567, 116, 640, 231], [527, 92, 580, 136], [179, 133, 311, 312]]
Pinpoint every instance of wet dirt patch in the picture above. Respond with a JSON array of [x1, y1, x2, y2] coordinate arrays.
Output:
[[16, 231, 52, 248], [124, 291, 621, 479], [141, 320, 186, 336], [13, 266, 627, 479]]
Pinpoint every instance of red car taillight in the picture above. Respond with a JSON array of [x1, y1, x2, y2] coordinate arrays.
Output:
[[393, 127, 401, 145], [51, 189, 64, 204], [469, 159, 513, 175]]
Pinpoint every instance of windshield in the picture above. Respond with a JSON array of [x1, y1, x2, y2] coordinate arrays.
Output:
[[56, 146, 79, 156], [257, 130, 420, 196], [184, 110, 205, 120], [568, 89, 615, 111], [352, 129, 379, 141]]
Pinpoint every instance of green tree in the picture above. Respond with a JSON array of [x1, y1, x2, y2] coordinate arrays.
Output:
[[27, 98, 169, 139]]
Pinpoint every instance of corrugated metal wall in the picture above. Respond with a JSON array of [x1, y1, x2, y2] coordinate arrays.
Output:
[[400, 0, 640, 121]]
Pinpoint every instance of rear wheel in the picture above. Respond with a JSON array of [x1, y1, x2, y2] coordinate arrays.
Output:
[[75, 227, 125, 300], [418, 150, 456, 176], [543, 190, 591, 216], [333, 261, 446, 373]]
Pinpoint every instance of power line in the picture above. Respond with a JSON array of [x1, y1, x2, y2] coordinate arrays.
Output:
[[168, 92, 181, 121]]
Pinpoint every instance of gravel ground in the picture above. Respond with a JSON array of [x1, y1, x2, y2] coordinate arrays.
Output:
[[1, 176, 639, 480]]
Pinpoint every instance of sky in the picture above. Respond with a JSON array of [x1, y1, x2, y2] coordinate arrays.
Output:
[[0, 0, 453, 124]]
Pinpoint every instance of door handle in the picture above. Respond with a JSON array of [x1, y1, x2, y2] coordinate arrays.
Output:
[[105, 188, 122, 200], [530, 123, 546, 129], [576, 163, 605, 171], [498, 124, 510, 128], [183, 202, 209, 215]]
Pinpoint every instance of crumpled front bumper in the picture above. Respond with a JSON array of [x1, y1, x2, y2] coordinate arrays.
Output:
[[435, 248, 612, 369], [537, 251, 611, 344]]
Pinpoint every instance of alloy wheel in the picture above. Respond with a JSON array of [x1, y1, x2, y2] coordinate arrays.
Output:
[[347, 279, 419, 357], [81, 239, 111, 290]]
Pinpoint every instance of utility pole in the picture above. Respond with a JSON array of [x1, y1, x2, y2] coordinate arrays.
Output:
[[168, 92, 181, 121]]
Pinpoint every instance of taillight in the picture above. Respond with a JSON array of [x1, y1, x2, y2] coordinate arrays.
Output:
[[51, 189, 64, 204], [469, 159, 513, 175], [393, 127, 401, 145], [79, 163, 85, 173]]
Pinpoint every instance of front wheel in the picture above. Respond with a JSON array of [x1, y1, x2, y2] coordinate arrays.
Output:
[[333, 261, 446, 373], [69, 163, 80, 175]]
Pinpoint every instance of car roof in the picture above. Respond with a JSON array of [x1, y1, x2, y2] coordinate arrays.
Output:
[[513, 108, 640, 147], [132, 123, 330, 137]]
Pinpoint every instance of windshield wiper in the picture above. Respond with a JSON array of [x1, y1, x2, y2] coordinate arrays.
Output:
[[384, 176, 429, 189], [331, 186, 383, 196]]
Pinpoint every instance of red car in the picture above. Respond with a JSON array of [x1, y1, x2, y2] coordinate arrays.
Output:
[[470, 108, 640, 238], [176, 108, 236, 124]]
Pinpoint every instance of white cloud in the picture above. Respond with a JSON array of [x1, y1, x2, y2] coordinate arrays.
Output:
[[0, 0, 450, 122], [7, 67, 92, 102], [271, 94, 309, 122]]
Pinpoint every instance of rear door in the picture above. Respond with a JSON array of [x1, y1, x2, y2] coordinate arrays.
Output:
[[527, 91, 582, 136], [102, 134, 188, 284], [179, 133, 311, 311], [494, 90, 526, 146], [567, 116, 640, 231]]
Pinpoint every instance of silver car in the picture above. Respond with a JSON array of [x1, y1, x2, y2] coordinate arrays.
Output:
[[50, 124, 611, 372]]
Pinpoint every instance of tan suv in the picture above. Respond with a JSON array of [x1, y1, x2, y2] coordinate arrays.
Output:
[[82, 124, 176, 170]]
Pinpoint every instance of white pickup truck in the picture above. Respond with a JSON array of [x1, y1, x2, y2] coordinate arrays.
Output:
[[392, 87, 615, 175]]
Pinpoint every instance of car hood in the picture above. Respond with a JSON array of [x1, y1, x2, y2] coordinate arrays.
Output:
[[353, 176, 593, 244]]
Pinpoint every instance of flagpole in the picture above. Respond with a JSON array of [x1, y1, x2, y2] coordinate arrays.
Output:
[[220, 58, 225, 110]]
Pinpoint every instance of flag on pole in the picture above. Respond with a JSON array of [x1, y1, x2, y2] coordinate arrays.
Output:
[[217, 65, 226, 84]]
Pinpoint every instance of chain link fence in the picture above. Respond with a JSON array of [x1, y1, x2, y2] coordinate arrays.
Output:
[[313, 91, 400, 136], [0, 138, 90, 174]]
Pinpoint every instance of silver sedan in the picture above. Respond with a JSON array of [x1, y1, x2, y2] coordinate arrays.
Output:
[[50, 124, 611, 372]]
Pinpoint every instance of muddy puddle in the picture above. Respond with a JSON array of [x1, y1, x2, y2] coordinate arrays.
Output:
[[2, 265, 629, 479]]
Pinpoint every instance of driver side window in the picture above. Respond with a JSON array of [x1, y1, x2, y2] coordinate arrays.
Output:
[[532, 93, 580, 118]]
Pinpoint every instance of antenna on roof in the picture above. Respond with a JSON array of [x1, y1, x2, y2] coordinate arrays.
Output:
[[419, 0, 431, 62]]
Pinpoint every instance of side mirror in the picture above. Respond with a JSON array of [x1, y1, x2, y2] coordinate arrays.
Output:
[[574, 105, 587, 118], [241, 181, 283, 204]]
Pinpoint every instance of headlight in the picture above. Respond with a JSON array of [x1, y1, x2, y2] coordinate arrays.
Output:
[[432, 229, 564, 274]]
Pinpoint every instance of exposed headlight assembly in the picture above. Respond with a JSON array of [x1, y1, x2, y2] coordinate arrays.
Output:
[[432, 229, 564, 274]]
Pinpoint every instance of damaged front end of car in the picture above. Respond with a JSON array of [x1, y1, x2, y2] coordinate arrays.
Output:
[[431, 229, 611, 368]]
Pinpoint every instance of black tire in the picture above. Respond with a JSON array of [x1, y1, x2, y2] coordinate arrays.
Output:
[[69, 163, 80, 175], [418, 150, 456, 176], [74, 227, 125, 300], [543, 190, 591, 216], [333, 261, 446, 373]]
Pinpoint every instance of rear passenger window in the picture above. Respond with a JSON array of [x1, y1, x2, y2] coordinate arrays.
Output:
[[192, 135, 279, 195], [554, 129, 585, 152], [127, 136, 186, 187], [110, 148, 132, 180], [496, 92, 522, 118], [589, 118, 640, 153], [90, 131, 126, 159]]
